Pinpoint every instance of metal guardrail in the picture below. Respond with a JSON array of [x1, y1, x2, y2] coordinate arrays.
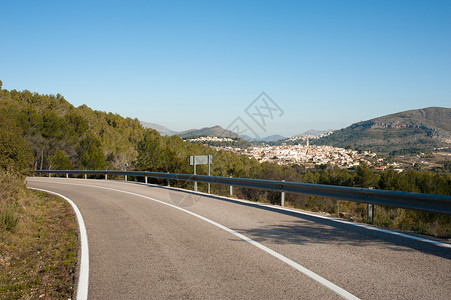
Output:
[[34, 169, 451, 215]]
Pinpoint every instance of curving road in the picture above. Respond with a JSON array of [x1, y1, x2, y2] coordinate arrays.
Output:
[[27, 177, 451, 299]]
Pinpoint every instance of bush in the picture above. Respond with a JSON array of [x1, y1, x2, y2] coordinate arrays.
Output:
[[0, 171, 25, 232], [0, 203, 20, 232]]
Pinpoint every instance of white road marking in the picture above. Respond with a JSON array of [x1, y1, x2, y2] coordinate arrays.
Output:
[[31, 178, 451, 249], [29, 187, 89, 300], [29, 179, 359, 300], [183, 187, 451, 249]]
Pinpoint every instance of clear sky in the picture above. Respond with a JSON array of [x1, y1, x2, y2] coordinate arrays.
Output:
[[1, 0, 450, 137]]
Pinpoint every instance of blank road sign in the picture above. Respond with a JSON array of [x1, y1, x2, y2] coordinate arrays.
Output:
[[190, 155, 213, 165]]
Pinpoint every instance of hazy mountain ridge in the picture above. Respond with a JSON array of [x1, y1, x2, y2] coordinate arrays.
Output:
[[178, 125, 241, 139], [318, 107, 451, 152], [143, 107, 451, 151], [242, 134, 286, 142], [140, 123, 243, 139], [140, 122, 178, 136], [261, 134, 286, 142], [302, 129, 334, 136]]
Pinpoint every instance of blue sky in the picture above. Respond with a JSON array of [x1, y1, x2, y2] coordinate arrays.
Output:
[[1, 0, 450, 137]]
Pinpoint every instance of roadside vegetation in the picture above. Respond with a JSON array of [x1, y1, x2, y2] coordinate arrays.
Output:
[[0, 173, 78, 299], [0, 97, 78, 299], [1, 80, 450, 239]]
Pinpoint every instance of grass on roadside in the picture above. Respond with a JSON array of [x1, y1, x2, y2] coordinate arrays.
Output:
[[0, 172, 78, 299]]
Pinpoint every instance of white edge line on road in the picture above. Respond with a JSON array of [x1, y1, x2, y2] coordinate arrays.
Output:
[[29, 179, 359, 300], [28, 187, 89, 300], [31, 178, 451, 249]]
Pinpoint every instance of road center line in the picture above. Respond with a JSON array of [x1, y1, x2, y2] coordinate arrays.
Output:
[[29, 179, 360, 300]]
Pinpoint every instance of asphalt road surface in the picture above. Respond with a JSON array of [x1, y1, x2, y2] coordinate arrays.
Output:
[[27, 177, 451, 300]]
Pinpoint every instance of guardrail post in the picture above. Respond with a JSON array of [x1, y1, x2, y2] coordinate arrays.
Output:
[[367, 204, 374, 223], [281, 180, 285, 207], [230, 176, 233, 196], [125, 175, 127, 181], [105, 174, 108, 180], [48, 172, 51, 178], [84, 174, 87, 180], [145, 176, 148, 184], [367, 187, 375, 223], [66, 173, 69, 179]]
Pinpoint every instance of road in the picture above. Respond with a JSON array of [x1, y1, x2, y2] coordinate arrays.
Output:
[[27, 177, 451, 299]]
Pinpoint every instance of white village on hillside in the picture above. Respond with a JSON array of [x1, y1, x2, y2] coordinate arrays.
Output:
[[185, 134, 394, 170], [214, 142, 382, 169]]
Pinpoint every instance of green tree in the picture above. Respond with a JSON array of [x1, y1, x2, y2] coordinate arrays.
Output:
[[50, 149, 73, 170], [40, 110, 68, 139], [136, 130, 164, 171], [65, 111, 89, 135], [77, 134, 107, 170], [378, 169, 400, 190], [353, 164, 379, 188], [322, 167, 354, 186], [0, 110, 33, 173]]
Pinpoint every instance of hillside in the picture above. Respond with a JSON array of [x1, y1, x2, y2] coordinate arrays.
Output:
[[317, 107, 451, 153], [0, 86, 146, 170], [179, 125, 241, 139], [0, 83, 252, 175]]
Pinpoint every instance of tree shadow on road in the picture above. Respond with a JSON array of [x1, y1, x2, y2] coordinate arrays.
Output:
[[131, 182, 451, 260], [207, 195, 451, 260]]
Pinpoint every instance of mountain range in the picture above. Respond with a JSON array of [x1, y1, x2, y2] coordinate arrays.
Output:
[[141, 107, 451, 152], [140, 122, 286, 142], [301, 129, 335, 136], [178, 125, 241, 139], [317, 107, 451, 153]]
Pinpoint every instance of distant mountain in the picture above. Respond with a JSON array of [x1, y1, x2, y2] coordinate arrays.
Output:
[[260, 134, 286, 142], [179, 125, 241, 139], [302, 129, 334, 136], [240, 134, 285, 142], [141, 122, 178, 136], [241, 134, 253, 141], [318, 107, 451, 153]]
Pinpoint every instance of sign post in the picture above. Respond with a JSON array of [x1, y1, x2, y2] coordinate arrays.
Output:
[[190, 155, 213, 192]]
